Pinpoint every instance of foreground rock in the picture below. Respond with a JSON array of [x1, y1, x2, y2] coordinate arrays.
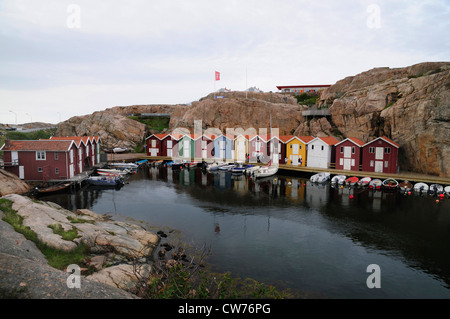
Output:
[[0, 169, 31, 196], [0, 194, 160, 297]]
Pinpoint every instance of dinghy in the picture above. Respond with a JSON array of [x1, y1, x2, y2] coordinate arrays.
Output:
[[413, 182, 429, 194], [252, 165, 278, 178], [382, 178, 399, 190], [345, 176, 359, 186], [310, 172, 331, 183], [369, 179, 382, 190], [429, 184, 444, 195], [444, 186, 450, 195], [331, 175, 346, 184], [358, 177, 372, 187], [399, 180, 413, 192]]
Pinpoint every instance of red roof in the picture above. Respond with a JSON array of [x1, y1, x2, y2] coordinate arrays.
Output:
[[362, 136, 400, 148], [277, 85, 331, 89], [1, 140, 75, 152], [307, 136, 339, 145], [336, 137, 365, 147]]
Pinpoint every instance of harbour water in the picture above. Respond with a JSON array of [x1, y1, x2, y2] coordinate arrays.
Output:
[[37, 165, 450, 299]]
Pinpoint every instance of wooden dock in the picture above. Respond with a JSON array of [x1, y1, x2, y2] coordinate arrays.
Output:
[[141, 155, 450, 185]]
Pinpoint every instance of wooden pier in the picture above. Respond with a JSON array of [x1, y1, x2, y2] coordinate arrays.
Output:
[[141, 155, 450, 185]]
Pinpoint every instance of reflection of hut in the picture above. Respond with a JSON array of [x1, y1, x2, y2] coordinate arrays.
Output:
[[306, 182, 330, 209]]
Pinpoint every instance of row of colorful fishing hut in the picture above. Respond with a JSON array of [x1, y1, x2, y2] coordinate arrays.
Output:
[[146, 133, 400, 174]]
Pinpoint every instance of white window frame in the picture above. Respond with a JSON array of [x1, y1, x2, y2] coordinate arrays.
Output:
[[36, 151, 46, 160]]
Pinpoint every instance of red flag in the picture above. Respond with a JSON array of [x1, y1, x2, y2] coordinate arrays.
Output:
[[215, 71, 220, 81]]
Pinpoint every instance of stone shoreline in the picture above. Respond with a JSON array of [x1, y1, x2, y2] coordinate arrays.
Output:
[[0, 194, 163, 299]]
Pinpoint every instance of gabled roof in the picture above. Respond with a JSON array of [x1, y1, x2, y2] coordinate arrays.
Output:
[[362, 136, 400, 148], [335, 137, 365, 147], [307, 136, 339, 145], [279, 135, 315, 144], [1, 140, 75, 152], [146, 133, 171, 140]]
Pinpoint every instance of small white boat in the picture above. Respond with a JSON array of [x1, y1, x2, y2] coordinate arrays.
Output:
[[97, 168, 129, 176], [219, 164, 236, 171], [358, 177, 372, 187], [444, 186, 450, 195], [113, 147, 128, 153], [331, 175, 346, 184], [245, 165, 261, 175], [109, 162, 139, 169], [413, 182, 429, 194], [310, 172, 330, 183], [253, 165, 278, 178], [429, 184, 444, 195], [206, 162, 222, 171], [369, 179, 382, 190]]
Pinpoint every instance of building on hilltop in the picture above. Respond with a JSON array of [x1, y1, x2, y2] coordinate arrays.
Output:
[[276, 85, 331, 94]]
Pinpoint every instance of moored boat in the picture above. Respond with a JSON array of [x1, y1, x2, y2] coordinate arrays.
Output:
[[206, 162, 227, 171], [87, 176, 123, 187], [444, 186, 450, 195], [429, 184, 444, 195], [331, 175, 346, 184], [358, 177, 372, 187], [35, 182, 72, 194], [252, 165, 278, 178], [244, 165, 261, 175], [345, 176, 359, 186], [413, 182, 429, 194], [310, 172, 330, 183], [219, 164, 236, 171], [382, 178, 399, 190], [369, 179, 382, 190], [97, 168, 129, 176], [399, 180, 413, 192], [230, 162, 252, 174]]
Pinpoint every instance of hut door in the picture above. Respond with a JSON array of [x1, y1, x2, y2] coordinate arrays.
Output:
[[344, 158, 351, 170], [375, 161, 383, 173]]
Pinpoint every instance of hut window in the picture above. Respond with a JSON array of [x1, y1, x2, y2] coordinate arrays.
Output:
[[369, 147, 375, 153], [321, 146, 324, 151], [352, 147, 355, 154], [340, 146, 344, 153], [55, 168, 59, 174], [38, 167, 43, 173], [54, 153, 59, 161], [311, 145, 314, 150], [384, 147, 391, 154], [384, 161, 389, 168], [370, 160, 374, 167], [36, 151, 46, 160]]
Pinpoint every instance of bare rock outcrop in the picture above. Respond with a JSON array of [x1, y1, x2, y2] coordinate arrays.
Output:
[[169, 91, 301, 135], [315, 62, 450, 177], [0, 169, 31, 196], [56, 111, 148, 150]]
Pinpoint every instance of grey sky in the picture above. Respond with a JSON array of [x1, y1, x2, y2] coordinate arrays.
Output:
[[1, 0, 449, 124]]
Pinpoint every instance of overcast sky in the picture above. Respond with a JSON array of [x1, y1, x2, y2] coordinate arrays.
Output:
[[1, 0, 449, 124]]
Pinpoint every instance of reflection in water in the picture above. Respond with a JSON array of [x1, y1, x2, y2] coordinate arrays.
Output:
[[36, 166, 450, 298]]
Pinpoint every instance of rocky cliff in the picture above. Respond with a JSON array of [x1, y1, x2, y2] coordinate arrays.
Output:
[[309, 62, 449, 177], [169, 91, 301, 135], [54, 62, 449, 177]]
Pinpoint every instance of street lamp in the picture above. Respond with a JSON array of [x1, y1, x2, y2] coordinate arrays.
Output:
[[9, 110, 17, 125]]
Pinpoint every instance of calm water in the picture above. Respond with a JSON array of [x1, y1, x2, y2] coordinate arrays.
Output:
[[38, 166, 450, 299]]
